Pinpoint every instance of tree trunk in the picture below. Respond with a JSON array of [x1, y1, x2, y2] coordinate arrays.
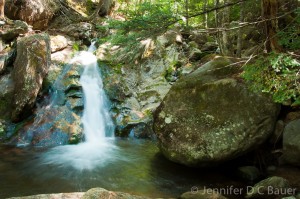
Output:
[[219, 0, 230, 56], [262, 0, 281, 52], [236, 0, 244, 57], [203, 0, 208, 28], [0, 0, 5, 19], [97, 0, 114, 17], [185, 0, 189, 27], [215, 0, 221, 52]]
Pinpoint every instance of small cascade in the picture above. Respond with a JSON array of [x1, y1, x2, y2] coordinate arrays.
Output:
[[76, 49, 114, 141]]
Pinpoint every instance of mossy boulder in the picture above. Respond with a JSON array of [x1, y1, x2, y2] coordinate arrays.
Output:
[[154, 56, 280, 167], [11, 33, 51, 122]]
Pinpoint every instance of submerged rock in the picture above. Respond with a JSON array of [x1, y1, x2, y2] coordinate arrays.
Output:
[[282, 119, 300, 166], [246, 176, 292, 198], [11, 33, 51, 122], [236, 166, 261, 182], [83, 188, 150, 199], [154, 56, 280, 167], [180, 190, 228, 199], [7, 192, 84, 199]]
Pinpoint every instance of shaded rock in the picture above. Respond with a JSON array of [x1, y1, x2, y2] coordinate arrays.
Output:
[[50, 35, 68, 53], [188, 31, 213, 46], [83, 188, 150, 199], [5, 0, 58, 30], [115, 109, 151, 137], [0, 20, 29, 41], [284, 111, 300, 123], [12, 33, 51, 121], [154, 56, 280, 167], [282, 119, 300, 166], [269, 120, 284, 146], [201, 42, 219, 52], [12, 106, 83, 147], [237, 166, 261, 182], [180, 190, 228, 199], [0, 47, 16, 74], [129, 122, 155, 139], [0, 119, 7, 141], [0, 74, 14, 120], [246, 176, 293, 199]]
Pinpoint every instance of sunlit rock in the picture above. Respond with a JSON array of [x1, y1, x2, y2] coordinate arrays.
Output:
[[11, 33, 50, 122], [5, 0, 58, 30]]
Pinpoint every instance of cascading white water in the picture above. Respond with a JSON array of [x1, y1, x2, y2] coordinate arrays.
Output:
[[74, 45, 114, 142], [41, 43, 120, 170]]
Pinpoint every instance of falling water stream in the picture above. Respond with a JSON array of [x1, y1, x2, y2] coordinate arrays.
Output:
[[40, 43, 118, 170], [0, 44, 252, 199]]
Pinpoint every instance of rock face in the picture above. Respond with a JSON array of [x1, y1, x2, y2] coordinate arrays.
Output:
[[11, 60, 84, 147], [12, 33, 51, 121], [154, 56, 280, 167], [13, 106, 83, 147], [5, 0, 58, 30], [282, 119, 300, 166]]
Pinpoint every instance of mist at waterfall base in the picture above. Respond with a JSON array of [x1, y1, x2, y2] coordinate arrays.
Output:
[[42, 46, 120, 170]]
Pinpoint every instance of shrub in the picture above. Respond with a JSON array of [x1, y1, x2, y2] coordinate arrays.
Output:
[[242, 53, 300, 106]]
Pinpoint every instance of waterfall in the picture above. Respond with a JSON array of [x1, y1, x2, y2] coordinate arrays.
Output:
[[40, 43, 119, 170], [74, 44, 114, 142]]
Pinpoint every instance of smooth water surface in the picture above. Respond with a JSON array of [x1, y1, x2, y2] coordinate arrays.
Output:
[[0, 139, 244, 199]]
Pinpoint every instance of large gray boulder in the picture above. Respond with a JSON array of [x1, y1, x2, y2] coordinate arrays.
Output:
[[154, 56, 280, 167], [282, 119, 300, 166], [12, 33, 51, 121]]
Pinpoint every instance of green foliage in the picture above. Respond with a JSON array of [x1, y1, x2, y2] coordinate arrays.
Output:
[[278, 8, 300, 50], [86, 0, 95, 14], [106, 2, 179, 42], [242, 53, 300, 106], [72, 43, 80, 52]]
